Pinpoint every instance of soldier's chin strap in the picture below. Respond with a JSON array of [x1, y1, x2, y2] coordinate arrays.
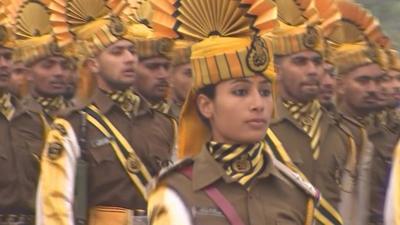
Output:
[[265, 129, 344, 225]]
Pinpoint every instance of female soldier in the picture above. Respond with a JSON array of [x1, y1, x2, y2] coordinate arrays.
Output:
[[147, 0, 320, 224]]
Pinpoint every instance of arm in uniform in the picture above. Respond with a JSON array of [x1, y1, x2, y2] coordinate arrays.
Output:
[[36, 118, 81, 225], [384, 140, 400, 225], [148, 185, 193, 225]]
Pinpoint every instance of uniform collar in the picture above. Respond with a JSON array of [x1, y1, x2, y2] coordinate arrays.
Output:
[[91, 88, 153, 117], [9, 95, 42, 120], [191, 144, 285, 191]]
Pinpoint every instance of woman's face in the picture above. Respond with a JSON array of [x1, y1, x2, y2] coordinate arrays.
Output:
[[197, 75, 273, 144]]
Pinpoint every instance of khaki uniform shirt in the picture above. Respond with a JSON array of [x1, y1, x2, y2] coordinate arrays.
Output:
[[367, 122, 398, 225], [148, 146, 313, 225], [269, 99, 351, 209], [0, 95, 45, 214], [333, 110, 374, 225], [36, 90, 176, 225]]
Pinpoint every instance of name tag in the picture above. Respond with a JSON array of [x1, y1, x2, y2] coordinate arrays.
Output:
[[192, 206, 224, 218], [91, 136, 114, 148]]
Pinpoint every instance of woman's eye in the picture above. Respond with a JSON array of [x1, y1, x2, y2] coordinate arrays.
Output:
[[259, 89, 271, 97], [232, 89, 248, 96]]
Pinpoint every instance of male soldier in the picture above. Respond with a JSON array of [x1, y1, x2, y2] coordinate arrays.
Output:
[[131, 1, 174, 114], [8, 62, 30, 98], [318, 62, 337, 111], [168, 41, 192, 119], [0, 1, 22, 221], [328, 2, 399, 224], [36, 1, 176, 225], [376, 49, 400, 136], [366, 50, 400, 225], [12, 0, 75, 123], [322, 3, 386, 225], [0, 1, 63, 224], [264, 0, 354, 224]]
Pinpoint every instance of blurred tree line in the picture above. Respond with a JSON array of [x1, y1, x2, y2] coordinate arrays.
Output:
[[357, 0, 400, 49]]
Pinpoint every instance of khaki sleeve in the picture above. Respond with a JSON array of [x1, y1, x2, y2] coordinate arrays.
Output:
[[169, 118, 179, 162], [147, 185, 192, 225], [384, 140, 400, 225], [36, 118, 81, 225]]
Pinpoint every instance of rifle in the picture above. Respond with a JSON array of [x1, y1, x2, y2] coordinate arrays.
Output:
[[74, 111, 89, 225]]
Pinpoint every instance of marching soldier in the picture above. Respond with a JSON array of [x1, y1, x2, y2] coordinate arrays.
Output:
[[147, 0, 320, 225], [328, 2, 400, 224], [264, 0, 356, 224], [326, 2, 391, 224], [130, 0, 174, 114], [8, 62, 30, 99], [36, 0, 176, 225], [0, 1, 22, 221], [168, 41, 193, 120], [318, 60, 337, 111], [13, 0, 78, 209], [367, 51, 400, 225], [11, 1, 76, 122], [0, 1, 59, 225], [379, 49, 400, 136]]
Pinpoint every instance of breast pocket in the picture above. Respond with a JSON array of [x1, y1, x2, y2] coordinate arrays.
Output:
[[275, 218, 301, 225], [0, 147, 14, 186], [89, 142, 117, 166], [193, 206, 228, 225]]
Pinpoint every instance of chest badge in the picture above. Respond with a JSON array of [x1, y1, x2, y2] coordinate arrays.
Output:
[[127, 153, 142, 174]]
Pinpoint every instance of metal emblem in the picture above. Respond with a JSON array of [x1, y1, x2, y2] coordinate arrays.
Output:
[[48, 142, 64, 160], [127, 154, 141, 173], [246, 36, 269, 73], [366, 47, 378, 63], [49, 42, 62, 56], [303, 26, 319, 49], [301, 116, 313, 126], [157, 38, 173, 56], [109, 16, 125, 37], [232, 155, 252, 173]]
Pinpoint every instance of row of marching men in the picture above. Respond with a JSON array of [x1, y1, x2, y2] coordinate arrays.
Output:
[[0, 0, 399, 225]]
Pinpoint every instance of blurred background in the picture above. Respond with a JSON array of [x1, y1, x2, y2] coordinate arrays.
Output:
[[357, 0, 400, 49]]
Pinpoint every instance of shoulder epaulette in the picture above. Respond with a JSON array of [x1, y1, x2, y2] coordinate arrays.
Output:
[[340, 114, 364, 129], [157, 158, 194, 182], [147, 158, 194, 195], [152, 108, 178, 123], [56, 100, 89, 118]]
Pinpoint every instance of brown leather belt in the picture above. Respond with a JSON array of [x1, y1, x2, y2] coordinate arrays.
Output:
[[89, 207, 147, 225], [0, 214, 34, 225]]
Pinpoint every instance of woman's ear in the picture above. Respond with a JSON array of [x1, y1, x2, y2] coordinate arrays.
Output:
[[85, 57, 99, 74], [197, 93, 214, 119]]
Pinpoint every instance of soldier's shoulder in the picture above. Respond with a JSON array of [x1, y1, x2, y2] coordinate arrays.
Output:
[[158, 158, 194, 181], [56, 99, 89, 119], [152, 108, 178, 124], [148, 158, 194, 194], [339, 114, 364, 129]]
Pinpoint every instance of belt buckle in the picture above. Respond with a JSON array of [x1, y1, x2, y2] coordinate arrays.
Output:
[[6, 215, 20, 225], [133, 209, 148, 225]]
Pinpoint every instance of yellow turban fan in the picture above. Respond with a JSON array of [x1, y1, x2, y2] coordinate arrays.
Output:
[[9, 0, 69, 64], [265, 0, 324, 56], [0, 0, 15, 49], [327, 0, 390, 74]]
